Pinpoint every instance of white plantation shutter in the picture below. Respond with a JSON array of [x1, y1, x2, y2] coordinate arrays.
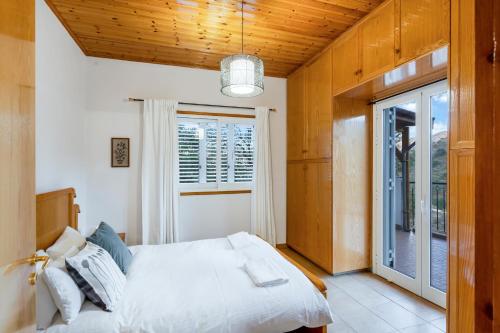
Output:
[[234, 124, 254, 182], [220, 124, 229, 182], [178, 123, 200, 183], [177, 118, 255, 187], [205, 124, 217, 183]]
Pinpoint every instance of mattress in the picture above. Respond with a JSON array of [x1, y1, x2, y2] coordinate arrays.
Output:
[[47, 236, 332, 333]]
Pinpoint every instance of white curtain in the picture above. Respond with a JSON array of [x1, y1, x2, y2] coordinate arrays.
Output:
[[253, 106, 277, 246], [141, 99, 179, 244]]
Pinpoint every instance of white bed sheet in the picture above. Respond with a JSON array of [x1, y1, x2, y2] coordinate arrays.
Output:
[[47, 236, 332, 333]]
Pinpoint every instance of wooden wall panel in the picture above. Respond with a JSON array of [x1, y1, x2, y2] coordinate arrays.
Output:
[[331, 97, 372, 273], [449, 0, 475, 149], [287, 68, 306, 161], [448, 0, 475, 331], [474, 0, 498, 331], [305, 49, 333, 160], [0, 0, 36, 331], [448, 149, 475, 333]]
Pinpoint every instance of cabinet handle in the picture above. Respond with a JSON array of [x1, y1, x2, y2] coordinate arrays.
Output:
[[395, 48, 401, 54]]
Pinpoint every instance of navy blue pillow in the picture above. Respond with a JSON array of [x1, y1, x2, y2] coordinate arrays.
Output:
[[86, 222, 132, 274]]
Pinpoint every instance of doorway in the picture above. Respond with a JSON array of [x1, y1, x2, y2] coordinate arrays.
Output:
[[373, 81, 448, 308]]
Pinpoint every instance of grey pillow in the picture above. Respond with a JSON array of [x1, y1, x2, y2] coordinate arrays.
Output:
[[86, 222, 132, 274]]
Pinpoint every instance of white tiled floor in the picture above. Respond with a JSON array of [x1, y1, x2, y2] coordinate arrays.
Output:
[[280, 247, 446, 333]]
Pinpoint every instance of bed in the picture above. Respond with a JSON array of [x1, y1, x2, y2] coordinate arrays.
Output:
[[37, 188, 332, 333]]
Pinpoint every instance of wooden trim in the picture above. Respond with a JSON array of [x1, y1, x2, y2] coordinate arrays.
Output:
[[276, 247, 328, 297], [44, 0, 88, 54], [180, 189, 251, 196], [177, 110, 256, 119], [287, 158, 331, 164]]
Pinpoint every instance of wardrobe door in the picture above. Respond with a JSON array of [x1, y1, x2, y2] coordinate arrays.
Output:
[[332, 28, 360, 95], [287, 68, 306, 161], [305, 48, 333, 160], [358, 0, 395, 82], [304, 161, 333, 273], [396, 0, 450, 65], [286, 162, 307, 253]]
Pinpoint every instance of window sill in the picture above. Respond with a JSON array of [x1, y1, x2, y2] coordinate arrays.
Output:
[[179, 189, 252, 196]]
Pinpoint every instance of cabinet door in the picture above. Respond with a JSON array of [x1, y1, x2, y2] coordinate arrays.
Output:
[[286, 162, 307, 253], [396, 0, 450, 64], [332, 28, 359, 95], [304, 161, 333, 273], [305, 48, 333, 159], [358, 0, 395, 82], [287, 68, 306, 161]]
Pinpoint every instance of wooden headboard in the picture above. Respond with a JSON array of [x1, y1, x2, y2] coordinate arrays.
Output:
[[36, 188, 80, 250]]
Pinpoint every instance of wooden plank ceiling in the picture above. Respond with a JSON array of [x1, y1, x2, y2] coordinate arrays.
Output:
[[45, 0, 383, 77]]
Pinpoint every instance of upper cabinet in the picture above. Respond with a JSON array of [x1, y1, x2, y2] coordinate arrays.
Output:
[[332, 0, 396, 95], [287, 67, 306, 161], [287, 49, 332, 161], [329, 0, 450, 96], [332, 28, 359, 96], [358, 0, 395, 82], [396, 0, 450, 65], [305, 48, 333, 160]]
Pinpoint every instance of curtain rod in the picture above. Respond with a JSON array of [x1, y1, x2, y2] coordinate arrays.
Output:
[[128, 98, 276, 112]]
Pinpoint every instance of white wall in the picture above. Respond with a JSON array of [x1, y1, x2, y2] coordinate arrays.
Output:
[[85, 58, 287, 244], [35, 1, 88, 224]]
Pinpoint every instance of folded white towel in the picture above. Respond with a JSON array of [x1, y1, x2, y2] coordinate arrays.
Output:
[[227, 231, 253, 250], [244, 258, 289, 287]]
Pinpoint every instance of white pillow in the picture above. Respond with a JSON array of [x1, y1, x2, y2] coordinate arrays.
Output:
[[43, 266, 86, 324], [66, 242, 126, 311], [35, 250, 58, 330], [46, 226, 86, 259]]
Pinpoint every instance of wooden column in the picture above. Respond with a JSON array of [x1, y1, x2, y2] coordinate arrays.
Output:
[[474, 0, 499, 331]]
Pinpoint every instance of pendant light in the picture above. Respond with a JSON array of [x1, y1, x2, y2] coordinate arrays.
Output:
[[220, 1, 264, 97]]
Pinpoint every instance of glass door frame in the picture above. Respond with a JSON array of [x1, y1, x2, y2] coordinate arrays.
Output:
[[373, 80, 448, 308], [421, 81, 448, 307], [373, 90, 423, 297]]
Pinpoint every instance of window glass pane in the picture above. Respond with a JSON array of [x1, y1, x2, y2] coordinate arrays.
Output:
[[178, 122, 200, 183], [234, 124, 254, 182], [431, 46, 448, 68], [430, 91, 448, 293]]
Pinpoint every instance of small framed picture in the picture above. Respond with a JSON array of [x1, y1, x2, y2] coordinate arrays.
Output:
[[111, 138, 130, 167]]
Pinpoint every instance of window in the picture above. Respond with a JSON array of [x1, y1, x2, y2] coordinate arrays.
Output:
[[178, 116, 255, 188]]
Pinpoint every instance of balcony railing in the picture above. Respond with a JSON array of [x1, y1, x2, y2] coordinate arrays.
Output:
[[408, 181, 447, 238]]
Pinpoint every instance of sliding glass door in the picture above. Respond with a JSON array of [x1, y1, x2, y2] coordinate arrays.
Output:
[[374, 81, 448, 307]]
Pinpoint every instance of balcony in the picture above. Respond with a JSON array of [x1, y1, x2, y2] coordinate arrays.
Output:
[[393, 181, 447, 293]]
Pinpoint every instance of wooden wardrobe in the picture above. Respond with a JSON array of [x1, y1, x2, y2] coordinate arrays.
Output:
[[287, 49, 334, 273]]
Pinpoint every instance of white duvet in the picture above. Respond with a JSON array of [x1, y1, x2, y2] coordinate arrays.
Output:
[[47, 236, 332, 333]]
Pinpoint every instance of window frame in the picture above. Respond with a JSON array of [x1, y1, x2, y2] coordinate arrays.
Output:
[[177, 114, 256, 191]]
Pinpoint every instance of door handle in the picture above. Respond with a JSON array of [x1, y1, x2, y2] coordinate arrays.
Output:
[[5, 253, 50, 285]]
